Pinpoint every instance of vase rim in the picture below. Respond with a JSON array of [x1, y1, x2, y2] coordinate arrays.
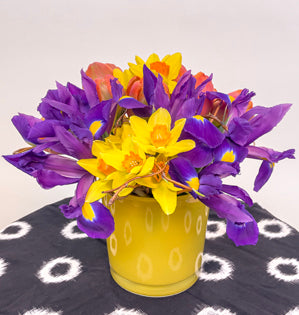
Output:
[[115, 193, 193, 203]]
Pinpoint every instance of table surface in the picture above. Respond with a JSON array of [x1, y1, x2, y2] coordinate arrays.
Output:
[[0, 199, 298, 315]]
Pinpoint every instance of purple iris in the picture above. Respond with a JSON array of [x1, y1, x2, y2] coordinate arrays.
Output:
[[224, 98, 295, 190], [247, 146, 295, 191], [169, 157, 258, 246], [4, 70, 120, 238]]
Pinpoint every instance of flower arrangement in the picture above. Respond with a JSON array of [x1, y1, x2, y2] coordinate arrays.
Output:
[[4, 53, 295, 246]]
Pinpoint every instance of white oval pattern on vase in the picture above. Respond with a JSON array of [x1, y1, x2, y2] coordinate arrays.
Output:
[[168, 247, 183, 271], [61, 221, 87, 240], [0, 258, 8, 278], [136, 253, 153, 281], [124, 220, 132, 246], [36, 256, 82, 284], [184, 210, 192, 234], [145, 207, 153, 232], [199, 253, 234, 281], [258, 219, 292, 239], [22, 307, 63, 315], [196, 215, 202, 235], [109, 234, 118, 256], [267, 257, 299, 282], [0, 221, 32, 240]]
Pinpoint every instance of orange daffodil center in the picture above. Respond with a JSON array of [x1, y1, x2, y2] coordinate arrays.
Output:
[[150, 61, 170, 77], [122, 151, 143, 172], [150, 124, 171, 147]]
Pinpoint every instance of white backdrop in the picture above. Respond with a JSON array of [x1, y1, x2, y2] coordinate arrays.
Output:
[[0, 0, 298, 230]]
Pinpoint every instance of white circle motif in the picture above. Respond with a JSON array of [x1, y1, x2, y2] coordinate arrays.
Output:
[[109, 234, 117, 256], [137, 253, 153, 281], [145, 207, 153, 232], [285, 306, 299, 315], [184, 211, 192, 234], [0, 221, 31, 240], [22, 308, 63, 315], [61, 221, 87, 239], [168, 247, 183, 271], [0, 258, 8, 277], [258, 219, 292, 239], [107, 307, 147, 315], [36, 256, 82, 284], [195, 252, 203, 277], [161, 214, 169, 232], [199, 253, 234, 281], [196, 306, 236, 315], [196, 215, 202, 235], [267, 257, 299, 282], [205, 221, 226, 240], [110, 202, 116, 216], [124, 221, 132, 246]]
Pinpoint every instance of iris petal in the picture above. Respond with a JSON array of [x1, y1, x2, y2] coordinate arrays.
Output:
[[77, 201, 114, 238]]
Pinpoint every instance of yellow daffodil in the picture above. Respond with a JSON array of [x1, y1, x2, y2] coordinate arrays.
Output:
[[113, 53, 182, 93], [99, 136, 155, 197], [130, 107, 195, 157]]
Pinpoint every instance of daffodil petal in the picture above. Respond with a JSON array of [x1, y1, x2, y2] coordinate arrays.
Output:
[[165, 139, 195, 157], [101, 152, 124, 170], [164, 52, 182, 80], [148, 107, 171, 131], [146, 53, 160, 67], [130, 116, 151, 144], [152, 180, 178, 215], [128, 62, 143, 78], [92, 140, 112, 156], [135, 176, 158, 188], [77, 158, 104, 178], [135, 55, 145, 65], [169, 118, 186, 145], [139, 156, 155, 176], [113, 68, 133, 89], [85, 180, 112, 203], [118, 187, 134, 197], [130, 165, 143, 174]]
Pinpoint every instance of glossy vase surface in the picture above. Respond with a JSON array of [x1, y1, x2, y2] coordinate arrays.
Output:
[[104, 194, 209, 297]]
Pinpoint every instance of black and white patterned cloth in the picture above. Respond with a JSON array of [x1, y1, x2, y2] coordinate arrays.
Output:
[[0, 198, 298, 315]]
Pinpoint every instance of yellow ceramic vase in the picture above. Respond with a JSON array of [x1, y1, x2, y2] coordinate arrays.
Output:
[[104, 194, 209, 297]]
